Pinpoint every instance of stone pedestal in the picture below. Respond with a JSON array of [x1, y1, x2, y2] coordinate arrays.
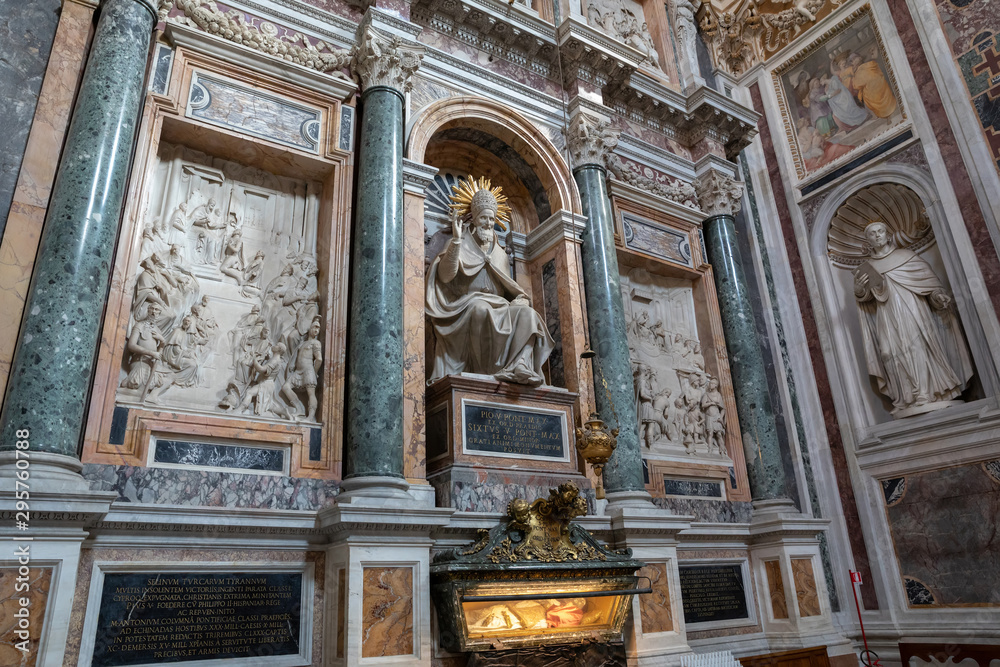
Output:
[[424, 374, 589, 511], [0, 461, 115, 667], [319, 491, 452, 666], [605, 506, 694, 667], [747, 500, 848, 653]]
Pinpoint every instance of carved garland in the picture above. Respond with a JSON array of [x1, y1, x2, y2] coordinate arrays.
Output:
[[160, 0, 351, 75], [605, 154, 701, 211]]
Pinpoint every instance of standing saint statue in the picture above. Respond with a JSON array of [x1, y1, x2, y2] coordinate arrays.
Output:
[[853, 221, 973, 417], [426, 176, 554, 386]]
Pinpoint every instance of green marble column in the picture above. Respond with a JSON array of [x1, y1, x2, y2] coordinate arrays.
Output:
[[344, 85, 405, 479], [573, 163, 646, 497], [343, 27, 422, 482], [702, 210, 789, 501], [0, 0, 156, 457]]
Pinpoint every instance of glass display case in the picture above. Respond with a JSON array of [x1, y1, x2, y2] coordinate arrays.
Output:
[[431, 483, 648, 652]]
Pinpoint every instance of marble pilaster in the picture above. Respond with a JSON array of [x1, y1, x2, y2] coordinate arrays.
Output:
[[343, 24, 424, 482], [696, 169, 788, 502], [0, 0, 157, 460], [568, 111, 648, 502]]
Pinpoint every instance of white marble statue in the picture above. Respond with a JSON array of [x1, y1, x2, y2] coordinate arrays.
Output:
[[853, 221, 974, 417], [426, 176, 554, 386]]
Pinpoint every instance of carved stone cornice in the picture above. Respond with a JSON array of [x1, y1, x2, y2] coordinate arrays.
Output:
[[567, 111, 620, 170], [694, 169, 744, 218], [557, 16, 642, 91], [410, 0, 558, 80], [696, 0, 834, 77], [351, 24, 425, 93], [161, 0, 352, 75], [605, 72, 759, 159]]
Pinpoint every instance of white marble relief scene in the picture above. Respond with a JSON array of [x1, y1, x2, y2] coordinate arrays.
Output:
[[585, 0, 660, 70], [622, 268, 728, 461], [116, 142, 325, 424]]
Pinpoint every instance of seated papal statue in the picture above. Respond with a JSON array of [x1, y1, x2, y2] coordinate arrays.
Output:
[[426, 176, 554, 386]]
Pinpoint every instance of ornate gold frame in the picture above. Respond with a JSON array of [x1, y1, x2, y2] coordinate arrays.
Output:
[[771, 4, 907, 181]]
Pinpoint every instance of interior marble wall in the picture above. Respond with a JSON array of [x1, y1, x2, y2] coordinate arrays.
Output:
[[882, 460, 1000, 606], [0, 0, 61, 237]]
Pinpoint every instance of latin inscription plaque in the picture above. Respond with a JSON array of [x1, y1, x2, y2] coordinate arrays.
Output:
[[91, 571, 302, 666], [462, 400, 567, 461], [679, 564, 749, 625]]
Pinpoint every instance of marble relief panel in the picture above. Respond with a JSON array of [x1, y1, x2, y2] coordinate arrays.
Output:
[[883, 461, 1000, 606], [621, 268, 729, 462], [361, 567, 414, 658], [637, 562, 673, 634], [116, 142, 325, 425], [187, 73, 322, 153]]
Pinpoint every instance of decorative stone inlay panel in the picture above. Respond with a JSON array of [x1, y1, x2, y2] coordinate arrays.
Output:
[[0, 566, 52, 664], [116, 143, 325, 423], [567, 112, 620, 169], [637, 562, 673, 634], [883, 462, 1000, 606], [791, 558, 821, 617], [361, 567, 414, 658], [351, 26, 424, 93], [694, 170, 743, 218], [186, 73, 322, 153], [622, 268, 728, 461], [764, 559, 788, 619]]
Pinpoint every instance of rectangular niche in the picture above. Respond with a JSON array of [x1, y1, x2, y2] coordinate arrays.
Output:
[[612, 195, 751, 503], [115, 141, 324, 424], [84, 43, 354, 478]]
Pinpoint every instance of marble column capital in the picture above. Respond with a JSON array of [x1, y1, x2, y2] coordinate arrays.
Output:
[[567, 112, 620, 171], [350, 25, 424, 94], [694, 169, 745, 218]]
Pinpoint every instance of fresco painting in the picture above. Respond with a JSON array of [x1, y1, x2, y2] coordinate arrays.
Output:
[[776, 9, 906, 178]]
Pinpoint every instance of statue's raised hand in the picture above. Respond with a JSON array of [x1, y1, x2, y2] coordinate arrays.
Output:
[[450, 207, 463, 242]]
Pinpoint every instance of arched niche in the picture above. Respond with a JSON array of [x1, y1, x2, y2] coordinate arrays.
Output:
[[809, 164, 994, 429], [407, 96, 579, 222], [407, 96, 588, 395]]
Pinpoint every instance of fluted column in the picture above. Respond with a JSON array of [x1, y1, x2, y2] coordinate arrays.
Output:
[[568, 112, 649, 504], [0, 0, 156, 473], [696, 169, 789, 502], [343, 25, 424, 485]]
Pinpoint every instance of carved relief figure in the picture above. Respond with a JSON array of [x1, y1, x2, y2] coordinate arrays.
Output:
[[426, 176, 554, 386], [853, 221, 973, 417], [634, 364, 658, 448], [238, 342, 288, 417], [121, 303, 166, 395], [281, 317, 323, 421], [701, 377, 726, 455]]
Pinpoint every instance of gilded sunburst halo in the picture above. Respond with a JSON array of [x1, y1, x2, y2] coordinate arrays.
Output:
[[448, 175, 512, 231]]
